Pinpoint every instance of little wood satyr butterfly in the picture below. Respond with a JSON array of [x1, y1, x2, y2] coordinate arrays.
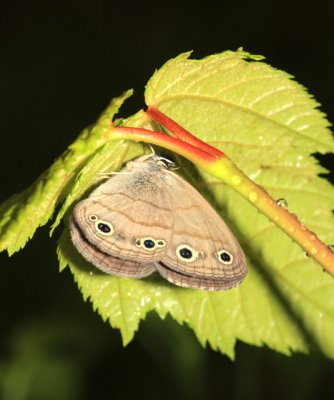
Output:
[[69, 154, 247, 290]]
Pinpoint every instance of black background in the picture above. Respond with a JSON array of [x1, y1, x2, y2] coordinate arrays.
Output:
[[0, 1, 333, 399]]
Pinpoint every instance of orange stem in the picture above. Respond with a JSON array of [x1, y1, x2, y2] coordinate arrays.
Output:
[[146, 106, 224, 158], [108, 126, 216, 167]]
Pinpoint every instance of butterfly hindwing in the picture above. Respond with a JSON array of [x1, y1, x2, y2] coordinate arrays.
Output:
[[156, 171, 247, 290]]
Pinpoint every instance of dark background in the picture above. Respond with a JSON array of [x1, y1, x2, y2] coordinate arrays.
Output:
[[0, 1, 333, 399]]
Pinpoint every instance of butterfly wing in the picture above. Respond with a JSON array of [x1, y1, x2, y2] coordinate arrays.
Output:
[[70, 155, 247, 289], [70, 162, 173, 277], [70, 221, 155, 277], [156, 171, 247, 290]]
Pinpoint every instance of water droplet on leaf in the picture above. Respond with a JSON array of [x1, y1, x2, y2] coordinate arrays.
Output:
[[249, 191, 258, 203], [310, 248, 318, 256], [231, 175, 242, 185], [276, 198, 288, 208]]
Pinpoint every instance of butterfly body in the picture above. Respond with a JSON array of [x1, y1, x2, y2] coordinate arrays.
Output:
[[70, 155, 247, 290]]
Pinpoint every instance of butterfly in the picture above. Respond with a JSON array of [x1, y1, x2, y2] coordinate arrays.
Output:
[[70, 155, 247, 290]]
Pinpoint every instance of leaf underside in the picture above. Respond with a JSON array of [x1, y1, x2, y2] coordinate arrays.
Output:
[[2, 50, 334, 359]]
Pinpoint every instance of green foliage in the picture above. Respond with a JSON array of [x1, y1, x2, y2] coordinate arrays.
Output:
[[2, 50, 334, 358], [0, 90, 133, 255]]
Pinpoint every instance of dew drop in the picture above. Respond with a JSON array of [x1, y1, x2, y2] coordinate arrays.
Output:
[[140, 298, 146, 306], [231, 175, 242, 185], [310, 248, 318, 256], [89, 271, 94, 276], [249, 191, 258, 203], [328, 244, 334, 252], [310, 234, 317, 241], [276, 198, 288, 208], [288, 226, 295, 233]]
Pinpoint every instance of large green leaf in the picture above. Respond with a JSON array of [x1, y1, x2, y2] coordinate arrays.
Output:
[[0, 90, 133, 255], [3, 50, 334, 358]]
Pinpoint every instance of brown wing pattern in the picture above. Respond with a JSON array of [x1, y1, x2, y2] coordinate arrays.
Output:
[[70, 219, 156, 277], [70, 156, 247, 290], [157, 170, 247, 290], [70, 160, 174, 276]]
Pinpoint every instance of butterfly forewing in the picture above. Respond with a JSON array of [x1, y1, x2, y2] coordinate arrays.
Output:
[[70, 220, 156, 277], [70, 159, 173, 265]]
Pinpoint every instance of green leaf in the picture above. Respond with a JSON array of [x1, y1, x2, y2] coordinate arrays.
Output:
[[60, 51, 334, 358], [3, 50, 334, 358], [0, 90, 133, 255]]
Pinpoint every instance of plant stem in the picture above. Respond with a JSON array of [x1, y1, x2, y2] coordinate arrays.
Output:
[[146, 106, 224, 158], [209, 157, 334, 274], [109, 126, 217, 168]]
